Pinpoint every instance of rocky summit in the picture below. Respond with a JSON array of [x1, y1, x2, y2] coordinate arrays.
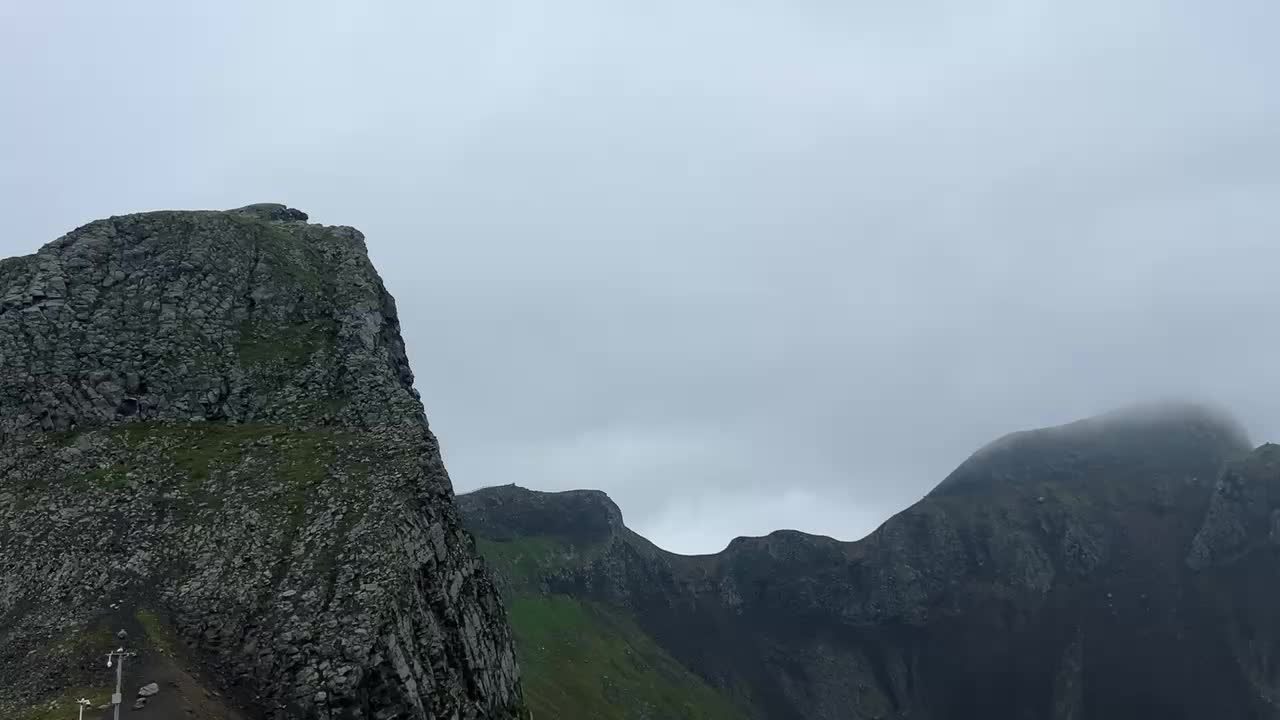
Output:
[[460, 404, 1280, 720], [0, 205, 525, 719]]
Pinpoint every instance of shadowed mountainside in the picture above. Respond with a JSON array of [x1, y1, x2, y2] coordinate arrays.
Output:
[[460, 403, 1280, 720]]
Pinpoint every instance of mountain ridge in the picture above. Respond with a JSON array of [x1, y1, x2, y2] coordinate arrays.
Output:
[[461, 404, 1277, 720], [467, 400, 1252, 555]]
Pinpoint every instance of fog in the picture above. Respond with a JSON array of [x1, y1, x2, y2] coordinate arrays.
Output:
[[3, 1, 1279, 552]]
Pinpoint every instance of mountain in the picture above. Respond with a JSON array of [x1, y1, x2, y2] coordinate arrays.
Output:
[[459, 403, 1280, 720], [0, 205, 526, 719]]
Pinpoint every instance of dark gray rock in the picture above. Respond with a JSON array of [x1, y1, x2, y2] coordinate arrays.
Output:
[[231, 203, 310, 223], [1188, 443, 1280, 569], [0, 206, 525, 719], [463, 406, 1273, 720]]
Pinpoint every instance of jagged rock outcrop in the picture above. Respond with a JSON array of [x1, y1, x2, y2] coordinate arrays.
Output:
[[0, 205, 525, 719], [461, 487, 626, 545], [461, 404, 1280, 720], [1188, 443, 1280, 569]]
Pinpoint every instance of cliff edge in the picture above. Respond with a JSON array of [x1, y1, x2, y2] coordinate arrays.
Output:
[[0, 205, 525, 719]]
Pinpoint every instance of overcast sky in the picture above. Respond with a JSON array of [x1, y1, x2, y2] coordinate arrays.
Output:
[[3, 1, 1279, 554]]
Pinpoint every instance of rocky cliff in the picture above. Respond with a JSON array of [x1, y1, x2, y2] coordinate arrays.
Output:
[[461, 404, 1280, 720], [0, 205, 525, 719]]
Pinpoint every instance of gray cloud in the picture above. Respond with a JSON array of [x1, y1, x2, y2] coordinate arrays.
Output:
[[4, 1, 1279, 553]]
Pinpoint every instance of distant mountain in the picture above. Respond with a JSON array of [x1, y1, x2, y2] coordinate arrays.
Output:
[[460, 404, 1280, 720]]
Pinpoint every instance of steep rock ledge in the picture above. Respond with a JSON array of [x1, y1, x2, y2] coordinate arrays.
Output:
[[0, 205, 525, 719]]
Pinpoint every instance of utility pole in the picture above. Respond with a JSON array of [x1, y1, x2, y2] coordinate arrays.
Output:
[[105, 630, 131, 720]]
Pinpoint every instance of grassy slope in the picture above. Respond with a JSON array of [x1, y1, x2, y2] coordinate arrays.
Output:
[[9, 609, 244, 720], [478, 537, 742, 720]]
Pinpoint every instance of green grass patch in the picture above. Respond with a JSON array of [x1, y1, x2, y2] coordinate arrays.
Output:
[[39, 621, 115, 660], [75, 462, 129, 491], [850, 683, 892, 718], [110, 421, 267, 451], [46, 430, 82, 448], [477, 536, 585, 588], [507, 594, 744, 720], [226, 213, 327, 291], [11, 686, 113, 720], [276, 432, 345, 531], [111, 422, 263, 504], [97, 422, 357, 520], [134, 608, 179, 657], [10, 620, 116, 718], [236, 317, 337, 369]]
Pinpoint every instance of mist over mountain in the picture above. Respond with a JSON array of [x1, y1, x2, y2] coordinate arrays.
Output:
[[460, 404, 1280, 720]]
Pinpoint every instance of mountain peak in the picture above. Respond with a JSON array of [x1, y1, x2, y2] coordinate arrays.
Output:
[[930, 401, 1252, 497], [229, 202, 310, 222], [458, 484, 626, 544], [459, 405, 1278, 720], [0, 205, 419, 436]]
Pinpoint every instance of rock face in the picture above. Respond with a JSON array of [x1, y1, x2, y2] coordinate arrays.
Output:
[[0, 205, 525, 719], [461, 404, 1280, 720]]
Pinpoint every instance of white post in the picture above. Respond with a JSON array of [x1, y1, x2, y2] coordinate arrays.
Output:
[[106, 646, 126, 720], [114, 650, 124, 720]]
